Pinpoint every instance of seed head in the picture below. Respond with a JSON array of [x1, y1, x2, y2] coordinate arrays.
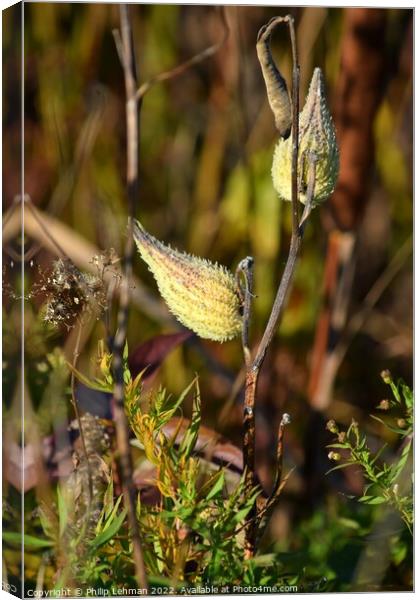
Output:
[[271, 68, 339, 205], [133, 220, 242, 342], [32, 259, 107, 329]]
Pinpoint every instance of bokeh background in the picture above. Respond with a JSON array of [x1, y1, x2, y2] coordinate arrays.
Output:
[[3, 3, 413, 592]]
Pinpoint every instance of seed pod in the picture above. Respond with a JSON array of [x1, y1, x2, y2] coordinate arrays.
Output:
[[271, 68, 339, 205], [256, 21, 292, 138], [133, 220, 242, 342]]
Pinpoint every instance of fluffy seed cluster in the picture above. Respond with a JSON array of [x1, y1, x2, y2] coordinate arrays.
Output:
[[133, 220, 242, 342], [32, 258, 107, 329], [271, 68, 339, 205]]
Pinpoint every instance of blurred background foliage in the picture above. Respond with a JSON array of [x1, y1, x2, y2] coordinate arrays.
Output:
[[3, 3, 412, 592]]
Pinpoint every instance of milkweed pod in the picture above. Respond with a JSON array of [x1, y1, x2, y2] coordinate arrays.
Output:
[[256, 21, 292, 138], [271, 68, 339, 205], [133, 220, 242, 342]]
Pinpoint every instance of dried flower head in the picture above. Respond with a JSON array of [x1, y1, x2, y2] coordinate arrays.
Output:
[[326, 419, 338, 434], [32, 258, 108, 329], [271, 68, 339, 205], [328, 451, 341, 462], [380, 369, 392, 384], [378, 399, 391, 411], [133, 220, 242, 342]]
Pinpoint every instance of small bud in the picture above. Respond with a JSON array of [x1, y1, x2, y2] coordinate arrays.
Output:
[[397, 419, 406, 429], [326, 419, 338, 434], [380, 369, 392, 384], [271, 68, 339, 205], [378, 399, 390, 410], [281, 413, 292, 426], [328, 451, 341, 462], [133, 220, 242, 342], [337, 432, 346, 443]]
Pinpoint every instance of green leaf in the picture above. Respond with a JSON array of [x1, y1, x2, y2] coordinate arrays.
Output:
[[390, 380, 401, 404], [233, 491, 260, 524], [66, 362, 112, 393], [123, 340, 129, 361], [401, 383, 413, 410], [371, 443, 388, 465], [90, 508, 127, 550], [179, 379, 201, 458], [392, 542, 408, 565], [156, 378, 197, 429], [250, 553, 276, 567], [369, 414, 409, 436], [103, 478, 115, 519], [326, 443, 349, 449], [389, 439, 412, 482], [337, 517, 360, 530], [325, 462, 355, 475], [205, 470, 225, 501], [369, 414, 387, 428], [3, 532, 54, 549], [57, 487, 68, 538], [359, 495, 386, 505], [103, 495, 124, 531], [38, 503, 58, 541]]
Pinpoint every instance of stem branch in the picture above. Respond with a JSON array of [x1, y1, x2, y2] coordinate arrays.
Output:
[[243, 16, 319, 557], [112, 5, 148, 591]]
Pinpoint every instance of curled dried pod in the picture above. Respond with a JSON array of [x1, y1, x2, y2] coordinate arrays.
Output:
[[272, 68, 339, 205], [133, 220, 242, 342], [256, 20, 292, 138]]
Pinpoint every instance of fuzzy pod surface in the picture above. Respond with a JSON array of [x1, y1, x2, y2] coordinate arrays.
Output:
[[272, 68, 339, 205], [133, 220, 242, 342]]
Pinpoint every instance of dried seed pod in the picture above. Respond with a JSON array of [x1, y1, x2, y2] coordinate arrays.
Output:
[[257, 21, 292, 138], [133, 220, 242, 342], [271, 68, 339, 205]]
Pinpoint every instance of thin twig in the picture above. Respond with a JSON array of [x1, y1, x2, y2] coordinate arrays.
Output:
[[2, 195, 20, 230], [136, 7, 229, 101], [254, 413, 292, 545], [319, 236, 413, 390], [236, 256, 255, 368], [70, 322, 93, 501], [23, 196, 67, 259], [70, 319, 95, 550], [112, 4, 148, 591], [288, 17, 300, 239]]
